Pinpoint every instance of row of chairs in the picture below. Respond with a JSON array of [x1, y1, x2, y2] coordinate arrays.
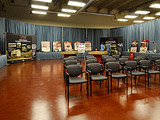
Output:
[[63, 55, 160, 102]]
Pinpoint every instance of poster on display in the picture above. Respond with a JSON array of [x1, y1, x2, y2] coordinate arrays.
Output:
[[64, 41, 72, 51], [140, 40, 149, 53], [78, 43, 85, 53], [53, 41, 61, 52], [85, 41, 91, 51], [41, 41, 50, 52], [130, 40, 138, 52], [6, 33, 36, 62], [74, 41, 81, 50]]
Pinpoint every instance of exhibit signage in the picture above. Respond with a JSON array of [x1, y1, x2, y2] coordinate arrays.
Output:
[[85, 41, 91, 51], [140, 40, 149, 53], [41, 41, 50, 52], [53, 41, 61, 52], [130, 40, 138, 52], [74, 41, 81, 50], [78, 43, 85, 53], [64, 41, 72, 51]]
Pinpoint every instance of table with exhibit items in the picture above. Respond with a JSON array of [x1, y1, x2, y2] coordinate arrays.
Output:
[[60, 51, 78, 58], [88, 51, 108, 62]]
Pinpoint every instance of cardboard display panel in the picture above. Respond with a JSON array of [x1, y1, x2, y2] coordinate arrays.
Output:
[[64, 41, 72, 51], [41, 41, 50, 52], [85, 41, 91, 51], [140, 40, 149, 53], [74, 41, 81, 50], [53, 41, 62, 52], [78, 43, 85, 53], [131, 40, 138, 52]]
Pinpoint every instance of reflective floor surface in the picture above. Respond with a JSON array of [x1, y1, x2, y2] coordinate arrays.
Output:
[[0, 59, 160, 120]]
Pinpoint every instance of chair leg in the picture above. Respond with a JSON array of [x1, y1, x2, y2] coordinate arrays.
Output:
[[87, 82, 89, 97], [145, 74, 146, 88], [155, 74, 156, 81], [80, 84, 82, 92], [118, 78, 119, 87], [108, 79, 109, 94], [134, 76, 137, 85], [100, 81, 101, 89], [126, 77, 128, 94], [131, 74, 132, 88], [68, 83, 69, 102], [148, 74, 150, 87], [90, 79, 92, 96], [111, 77, 112, 93]]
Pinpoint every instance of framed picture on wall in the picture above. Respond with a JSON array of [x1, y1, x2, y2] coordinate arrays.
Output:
[[41, 41, 50, 52]]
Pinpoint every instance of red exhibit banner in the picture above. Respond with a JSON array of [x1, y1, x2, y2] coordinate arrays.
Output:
[[64, 41, 72, 51], [129, 52, 135, 60], [140, 40, 149, 53], [85, 41, 91, 51], [130, 40, 138, 52], [74, 41, 81, 50], [53, 41, 61, 52], [41, 41, 50, 52]]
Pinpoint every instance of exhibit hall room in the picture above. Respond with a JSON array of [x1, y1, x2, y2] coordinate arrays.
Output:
[[1, 0, 160, 120]]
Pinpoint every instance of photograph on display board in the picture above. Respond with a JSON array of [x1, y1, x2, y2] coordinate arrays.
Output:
[[74, 41, 81, 50], [130, 40, 138, 52], [78, 43, 85, 53], [41, 41, 50, 52], [53, 41, 62, 52], [140, 40, 149, 53], [85, 41, 91, 51], [64, 41, 72, 51]]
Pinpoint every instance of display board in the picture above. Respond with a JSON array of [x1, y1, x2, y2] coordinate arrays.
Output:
[[85, 41, 91, 51], [6, 33, 36, 62], [74, 41, 81, 50], [130, 40, 138, 52], [53, 41, 61, 52], [78, 43, 85, 53], [41, 41, 50, 52], [140, 40, 149, 53], [64, 41, 72, 51]]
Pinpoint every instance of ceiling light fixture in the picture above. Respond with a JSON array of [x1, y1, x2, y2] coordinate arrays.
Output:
[[61, 8, 77, 13], [68, 1, 86, 7], [135, 10, 150, 14], [150, 3, 160, 8], [117, 19, 128, 22], [57, 13, 71, 17], [155, 12, 160, 15], [143, 17, 155, 20], [31, 4, 49, 10], [134, 20, 144, 23], [124, 15, 138, 19], [32, 10, 47, 15], [33, 0, 52, 3]]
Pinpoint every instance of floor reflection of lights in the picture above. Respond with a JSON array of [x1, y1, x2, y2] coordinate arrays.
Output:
[[31, 99, 52, 120]]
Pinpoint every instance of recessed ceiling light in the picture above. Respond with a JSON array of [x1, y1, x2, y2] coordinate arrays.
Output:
[[155, 12, 160, 15], [32, 10, 47, 15], [135, 10, 150, 14], [143, 17, 156, 20], [68, 1, 86, 7], [150, 3, 160, 8], [61, 8, 77, 13], [117, 19, 128, 22], [124, 15, 138, 19], [134, 20, 144, 23], [57, 13, 71, 17], [33, 0, 52, 3], [31, 4, 49, 10]]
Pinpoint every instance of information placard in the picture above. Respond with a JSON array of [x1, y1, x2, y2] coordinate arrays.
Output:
[[41, 41, 50, 52], [131, 40, 138, 52], [140, 40, 149, 53], [64, 41, 72, 51], [53, 41, 61, 52], [78, 43, 85, 53], [85, 41, 91, 51], [74, 41, 81, 50]]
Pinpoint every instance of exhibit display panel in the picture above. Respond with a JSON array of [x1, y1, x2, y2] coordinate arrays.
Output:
[[85, 41, 92, 51], [74, 41, 81, 51], [140, 40, 149, 53], [53, 41, 62, 52], [130, 40, 138, 52], [41, 41, 50, 52], [6, 33, 36, 62], [64, 41, 72, 51]]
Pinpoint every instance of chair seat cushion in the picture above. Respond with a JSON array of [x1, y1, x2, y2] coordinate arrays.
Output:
[[112, 73, 127, 78], [91, 75, 108, 81], [131, 71, 145, 76], [69, 77, 87, 84], [148, 70, 160, 74]]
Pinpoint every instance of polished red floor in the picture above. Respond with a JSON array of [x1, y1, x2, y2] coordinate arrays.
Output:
[[0, 59, 160, 120]]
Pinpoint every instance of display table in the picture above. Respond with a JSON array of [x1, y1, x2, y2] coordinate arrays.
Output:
[[122, 51, 160, 60], [37, 52, 64, 60], [60, 51, 78, 58], [0, 55, 7, 68], [88, 51, 108, 62]]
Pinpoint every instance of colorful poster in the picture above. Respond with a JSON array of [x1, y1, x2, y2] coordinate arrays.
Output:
[[130, 40, 138, 52], [74, 41, 81, 50], [64, 41, 72, 51], [41, 41, 50, 52], [53, 41, 61, 52], [140, 40, 149, 53], [85, 41, 91, 51], [78, 43, 85, 53]]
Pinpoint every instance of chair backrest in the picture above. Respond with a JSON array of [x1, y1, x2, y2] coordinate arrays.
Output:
[[139, 60, 150, 67], [156, 59, 160, 65], [86, 59, 98, 65], [86, 55, 94, 58], [121, 56, 129, 59], [106, 62, 120, 72], [103, 56, 112, 60], [134, 57, 144, 63], [65, 60, 78, 66], [152, 56, 160, 61], [119, 58, 128, 64], [66, 64, 82, 77], [68, 56, 77, 60], [112, 55, 120, 60], [64, 57, 75, 62], [125, 61, 137, 70], [87, 63, 102, 74], [104, 58, 118, 63], [86, 57, 97, 60]]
